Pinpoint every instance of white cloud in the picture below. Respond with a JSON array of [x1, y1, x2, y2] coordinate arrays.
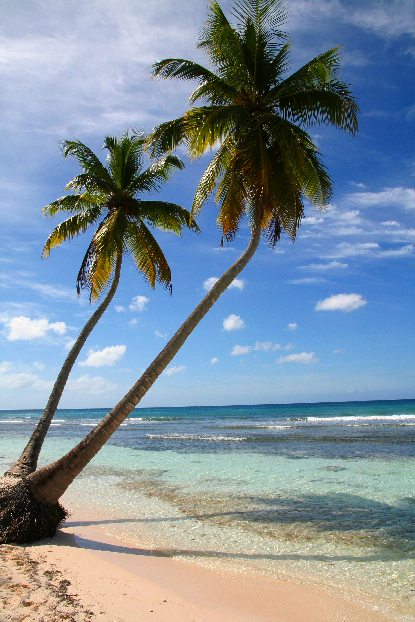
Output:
[[301, 261, 348, 271], [331, 226, 363, 236], [0, 361, 52, 390], [24, 281, 78, 302], [0, 271, 83, 304], [276, 352, 318, 364], [211, 246, 236, 252], [347, 3, 415, 38], [302, 216, 324, 225], [0, 0, 208, 153], [203, 277, 218, 291], [4, 316, 67, 341], [79, 345, 126, 367], [329, 242, 379, 257], [291, 0, 415, 39], [114, 305, 126, 312], [230, 278, 246, 291], [231, 345, 251, 356], [223, 314, 245, 331], [327, 242, 414, 259], [164, 365, 186, 376], [203, 277, 246, 292], [298, 192, 415, 248], [337, 210, 361, 224], [129, 318, 138, 325], [334, 349, 344, 353], [346, 187, 415, 210], [376, 245, 414, 257], [350, 181, 367, 188], [238, 341, 283, 353], [210, 357, 219, 364], [288, 323, 297, 331], [0, 371, 39, 389], [129, 295, 149, 312], [154, 330, 167, 339], [254, 341, 273, 351], [289, 277, 326, 285], [315, 293, 367, 313], [67, 374, 117, 394], [32, 379, 54, 390]]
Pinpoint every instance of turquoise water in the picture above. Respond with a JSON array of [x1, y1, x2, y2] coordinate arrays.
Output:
[[1, 399, 415, 618]]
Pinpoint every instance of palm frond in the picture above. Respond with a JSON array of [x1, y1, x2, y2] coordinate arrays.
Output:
[[130, 154, 184, 196], [276, 80, 359, 134], [138, 201, 200, 234], [104, 130, 146, 190], [215, 156, 247, 240], [151, 58, 216, 83], [185, 104, 248, 156], [42, 207, 102, 258], [61, 140, 113, 186], [146, 118, 189, 158], [198, 1, 251, 88], [188, 75, 238, 106], [42, 194, 103, 217], [124, 220, 172, 290], [191, 140, 234, 217], [77, 241, 115, 301], [78, 210, 126, 299], [232, 0, 288, 38], [65, 173, 116, 195]]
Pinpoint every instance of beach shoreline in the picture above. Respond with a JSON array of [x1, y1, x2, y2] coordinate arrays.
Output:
[[2, 402, 415, 621], [0, 501, 405, 622]]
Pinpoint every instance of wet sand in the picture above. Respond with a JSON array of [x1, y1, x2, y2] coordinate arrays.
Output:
[[0, 503, 400, 622]]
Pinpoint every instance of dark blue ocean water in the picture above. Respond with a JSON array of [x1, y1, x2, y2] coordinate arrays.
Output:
[[1, 398, 415, 460]]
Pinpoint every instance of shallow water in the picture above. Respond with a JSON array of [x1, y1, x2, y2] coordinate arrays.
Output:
[[1, 399, 415, 619]]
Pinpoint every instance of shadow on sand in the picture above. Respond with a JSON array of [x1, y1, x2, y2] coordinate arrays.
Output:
[[50, 491, 415, 564]]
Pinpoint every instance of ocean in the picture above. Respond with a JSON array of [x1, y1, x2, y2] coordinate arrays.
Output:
[[1, 399, 415, 619]]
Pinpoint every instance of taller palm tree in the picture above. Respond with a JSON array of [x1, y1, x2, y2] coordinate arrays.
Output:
[[6, 130, 197, 478], [0, 0, 358, 544]]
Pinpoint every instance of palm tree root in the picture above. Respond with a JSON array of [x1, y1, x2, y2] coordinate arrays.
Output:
[[0, 476, 67, 544]]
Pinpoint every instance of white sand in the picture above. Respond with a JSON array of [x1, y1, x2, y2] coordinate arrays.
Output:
[[0, 503, 402, 622]]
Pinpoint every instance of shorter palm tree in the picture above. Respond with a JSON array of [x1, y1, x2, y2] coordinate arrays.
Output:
[[7, 130, 198, 478]]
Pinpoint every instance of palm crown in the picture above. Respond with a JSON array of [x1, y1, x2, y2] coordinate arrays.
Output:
[[149, 0, 358, 244], [43, 130, 198, 301]]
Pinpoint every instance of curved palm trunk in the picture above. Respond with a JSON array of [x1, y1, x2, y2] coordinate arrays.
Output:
[[6, 254, 123, 478], [27, 214, 262, 505]]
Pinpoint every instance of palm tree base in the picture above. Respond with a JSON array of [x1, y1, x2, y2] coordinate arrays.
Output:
[[0, 475, 67, 544]]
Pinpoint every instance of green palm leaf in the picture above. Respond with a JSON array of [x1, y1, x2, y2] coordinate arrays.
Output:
[[42, 194, 104, 217], [45, 130, 195, 298], [149, 0, 358, 247], [124, 220, 172, 290], [42, 207, 102, 258], [138, 201, 201, 234]]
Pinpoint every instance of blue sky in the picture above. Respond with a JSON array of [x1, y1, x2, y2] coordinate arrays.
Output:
[[0, 0, 414, 409]]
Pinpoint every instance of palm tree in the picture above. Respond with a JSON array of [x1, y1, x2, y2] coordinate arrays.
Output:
[[0, 0, 358, 544], [5, 130, 197, 479]]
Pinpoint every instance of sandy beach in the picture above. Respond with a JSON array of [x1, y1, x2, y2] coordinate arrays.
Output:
[[0, 501, 402, 622]]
